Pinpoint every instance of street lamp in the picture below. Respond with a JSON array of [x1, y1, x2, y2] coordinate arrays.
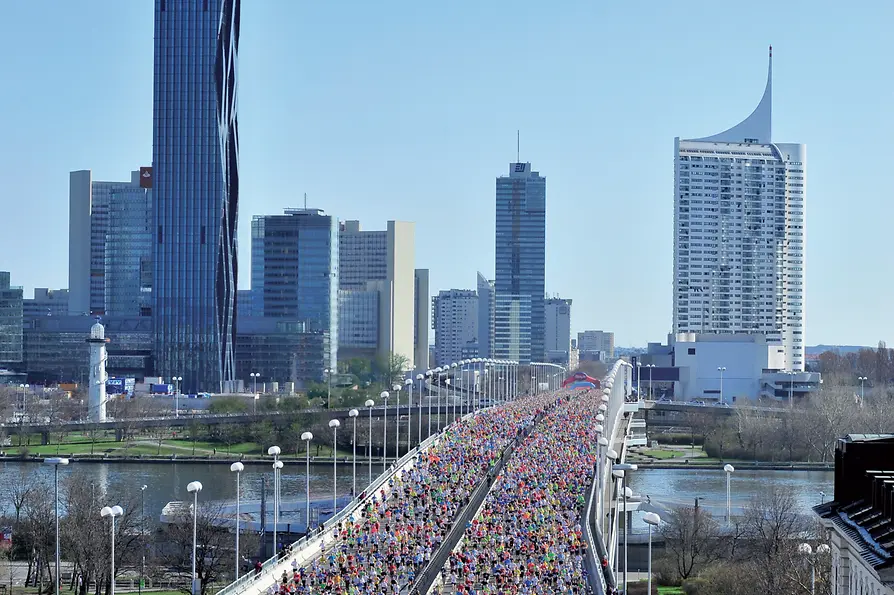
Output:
[[425, 370, 433, 438], [614, 462, 638, 595], [451, 363, 458, 422], [404, 378, 413, 453], [301, 432, 313, 530], [186, 481, 203, 595], [43, 457, 69, 595], [724, 464, 735, 525], [229, 463, 244, 580], [416, 374, 425, 444], [636, 362, 642, 400], [643, 512, 661, 595], [174, 377, 183, 417], [349, 409, 359, 496], [19, 383, 29, 412], [434, 367, 443, 431], [267, 445, 281, 556], [646, 364, 655, 400], [718, 366, 727, 405], [324, 368, 332, 409], [380, 390, 389, 472], [100, 505, 124, 595], [249, 372, 259, 394], [140, 485, 147, 595], [392, 383, 402, 459], [798, 542, 831, 595], [329, 419, 341, 512], [859, 376, 868, 407], [597, 437, 609, 525], [610, 468, 624, 574], [365, 399, 375, 484]]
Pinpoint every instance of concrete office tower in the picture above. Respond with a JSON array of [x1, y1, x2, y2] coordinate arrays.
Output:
[[0, 272, 23, 366], [544, 298, 572, 364], [339, 220, 416, 368], [432, 289, 478, 367], [494, 162, 546, 364], [69, 170, 151, 316], [152, 0, 241, 392], [250, 208, 339, 372], [24, 289, 70, 320], [673, 47, 806, 371], [476, 272, 494, 359], [86, 320, 109, 422], [577, 330, 614, 359], [414, 269, 430, 372]]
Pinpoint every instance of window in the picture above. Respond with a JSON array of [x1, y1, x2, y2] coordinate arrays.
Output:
[[158, 225, 163, 244], [688, 348, 696, 355]]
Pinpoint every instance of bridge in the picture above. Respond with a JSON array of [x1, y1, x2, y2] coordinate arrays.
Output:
[[202, 360, 647, 595]]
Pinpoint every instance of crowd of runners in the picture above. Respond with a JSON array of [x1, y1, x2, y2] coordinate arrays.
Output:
[[266, 391, 561, 595]]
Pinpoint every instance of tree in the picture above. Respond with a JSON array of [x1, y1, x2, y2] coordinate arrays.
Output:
[[659, 503, 724, 580]]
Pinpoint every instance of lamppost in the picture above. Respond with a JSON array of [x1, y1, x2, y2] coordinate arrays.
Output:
[[44, 457, 69, 595], [636, 361, 642, 400], [18, 383, 29, 412], [380, 391, 389, 472], [610, 468, 624, 574], [349, 409, 359, 496], [392, 383, 402, 458], [646, 364, 655, 400], [450, 363, 458, 422], [329, 419, 340, 512], [230, 463, 244, 580], [724, 464, 735, 526], [404, 378, 413, 452], [597, 437, 609, 525], [787, 370, 796, 409], [100, 505, 124, 595], [302, 432, 313, 529], [718, 366, 727, 405], [799, 542, 831, 595], [186, 481, 203, 595], [249, 372, 258, 394], [434, 367, 443, 431], [267, 445, 281, 556], [425, 370, 433, 438], [365, 399, 374, 484], [416, 374, 425, 444], [859, 376, 868, 407], [140, 485, 147, 595], [614, 462, 638, 595], [324, 368, 332, 409], [174, 376, 183, 417], [643, 512, 661, 595]]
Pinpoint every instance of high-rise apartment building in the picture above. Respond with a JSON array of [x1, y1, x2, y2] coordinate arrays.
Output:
[[338, 220, 415, 368], [250, 208, 338, 372], [673, 48, 805, 371], [152, 0, 241, 392], [0, 272, 23, 366], [544, 298, 572, 365], [577, 330, 614, 359], [414, 269, 430, 372], [476, 272, 494, 359], [431, 289, 478, 367], [69, 169, 151, 316], [494, 162, 546, 364]]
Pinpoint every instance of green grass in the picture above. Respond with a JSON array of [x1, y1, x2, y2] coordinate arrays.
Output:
[[642, 449, 685, 459], [14, 438, 355, 459], [658, 587, 684, 595]]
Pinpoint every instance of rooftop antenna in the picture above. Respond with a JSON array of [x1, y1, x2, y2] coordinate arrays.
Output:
[[304, 192, 307, 210], [517, 130, 520, 162]]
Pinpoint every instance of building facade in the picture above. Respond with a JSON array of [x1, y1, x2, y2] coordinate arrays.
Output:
[[338, 220, 415, 368], [414, 269, 430, 372], [105, 173, 153, 317], [673, 48, 806, 371], [152, 0, 241, 392], [544, 297, 572, 365], [494, 162, 546, 364], [477, 272, 494, 359], [23, 289, 70, 321], [0, 272, 23, 366], [250, 208, 338, 372], [431, 289, 478, 367], [235, 317, 329, 388], [338, 288, 379, 353], [577, 330, 614, 359]]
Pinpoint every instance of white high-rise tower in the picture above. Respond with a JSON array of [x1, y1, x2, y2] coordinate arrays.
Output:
[[86, 320, 109, 422], [673, 47, 806, 371]]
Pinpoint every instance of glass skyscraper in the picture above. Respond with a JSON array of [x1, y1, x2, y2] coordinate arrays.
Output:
[[251, 209, 339, 372], [105, 181, 152, 317], [494, 162, 546, 364], [152, 0, 241, 392]]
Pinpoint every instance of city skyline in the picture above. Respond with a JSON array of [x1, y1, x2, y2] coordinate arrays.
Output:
[[1, 1, 893, 347]]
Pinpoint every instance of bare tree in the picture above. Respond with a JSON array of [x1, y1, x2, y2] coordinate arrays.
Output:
[[659, 504, 724, 580]]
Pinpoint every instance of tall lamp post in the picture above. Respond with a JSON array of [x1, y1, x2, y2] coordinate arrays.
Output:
[[140, 485, 147, 595], [425, 370, 433, 438], [724, 464, 735, 526], [349, 409, 359, 496], [328, 419, 341, 512], [301, 432, 314, 529], [392, 383, 402, 458], [416, 374, 425, 444], [380, 391, 389, 472], [859, 376, 868, 407], [799, 543, 831, 595], [324, 369, 332, 409], [718, 366, 727, 405], [636, 361, 642, 400], [174, 376, 183, 417], [610, 468, 624, 573], [365, 399, 375, 484], [229, 463, 244, 580], [404, 378, 413, 452], [646, 364, 655, 400], [267, 445, 281, 556], [643, 512, 661, 595], [186, 481, 203, 595], [249, 372, 258, 394], [100, 505, 124, 595], [434, 367, 443, 431], [614, 462, 638, 595], [450, 363, 458, 422], [44, 457, 69, 595]]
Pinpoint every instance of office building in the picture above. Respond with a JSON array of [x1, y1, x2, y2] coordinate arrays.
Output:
[[432, 289, 478, 367], [477, 272, 494, 359], [152, 0, 241, 392], [250, 208, 338, 372], [235, 317, 329, 389], [338, 288, 379, 353], [0, 272, 23, 365], [339, 220, 415, 368], [69, 169, 151, 316], [414, 269, 430, 372], [544, 297, 572, 365], [236, 289, 253, 320], [494, 162, 546, 363], [673, 47, 806, 371], [578, 330, 614, 359], [23, 289, 69, 321], [815, 434, 894, 594]]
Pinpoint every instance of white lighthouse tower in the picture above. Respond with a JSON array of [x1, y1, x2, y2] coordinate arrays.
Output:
[[86, 319, 109, 422]]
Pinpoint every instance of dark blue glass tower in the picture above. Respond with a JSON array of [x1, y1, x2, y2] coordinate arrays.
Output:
[[152, 0, 240, 392]]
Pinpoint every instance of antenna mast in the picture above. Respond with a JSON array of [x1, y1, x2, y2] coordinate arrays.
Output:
[[304, 192, 307, 210]]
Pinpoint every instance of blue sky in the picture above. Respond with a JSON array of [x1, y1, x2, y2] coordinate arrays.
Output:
[[1, 1, 892, 348]]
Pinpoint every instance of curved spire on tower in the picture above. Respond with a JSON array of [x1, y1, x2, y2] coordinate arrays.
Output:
[[688, 46, 772, 144]]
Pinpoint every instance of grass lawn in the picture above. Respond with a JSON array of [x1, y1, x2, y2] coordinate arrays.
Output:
[[642, 449, 684, 459], [14, 439, 355, 459], [658, 587, 684, 595]]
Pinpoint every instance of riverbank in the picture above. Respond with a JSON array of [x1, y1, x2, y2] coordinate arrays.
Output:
[[634, 460, 832, 471], [0, 452, 392, 465]]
